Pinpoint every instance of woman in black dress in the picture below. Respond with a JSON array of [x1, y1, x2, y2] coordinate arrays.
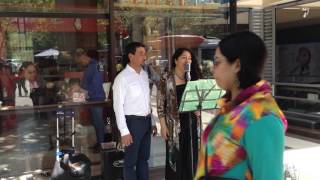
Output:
[[157, 48, 202, 180]]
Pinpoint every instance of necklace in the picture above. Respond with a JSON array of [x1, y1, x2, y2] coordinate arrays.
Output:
[[175, 73, 185, 81]]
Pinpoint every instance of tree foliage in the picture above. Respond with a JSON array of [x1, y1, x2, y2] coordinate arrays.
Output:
[[0, 0, 54, 10], [32, 32, 56, 50]]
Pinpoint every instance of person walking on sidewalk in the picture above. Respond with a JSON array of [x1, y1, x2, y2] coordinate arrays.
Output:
[[113, 42, 157, 180]]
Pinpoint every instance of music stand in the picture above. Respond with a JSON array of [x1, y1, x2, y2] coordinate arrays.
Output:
[[178, 79, 224, 177]]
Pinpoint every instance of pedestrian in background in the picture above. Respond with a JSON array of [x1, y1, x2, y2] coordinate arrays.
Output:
[[75, 48, 106, 153], [15, 61, 38, 106]]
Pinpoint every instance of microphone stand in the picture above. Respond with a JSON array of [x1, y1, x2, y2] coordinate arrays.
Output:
[[185, 72, 195, 178], [179, 78, 221, 179]]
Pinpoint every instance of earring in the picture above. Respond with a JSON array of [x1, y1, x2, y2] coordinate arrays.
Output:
[[235, 77, 240, 87]]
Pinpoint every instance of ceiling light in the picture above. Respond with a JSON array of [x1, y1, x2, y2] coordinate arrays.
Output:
[[302, 7, 310, 18]]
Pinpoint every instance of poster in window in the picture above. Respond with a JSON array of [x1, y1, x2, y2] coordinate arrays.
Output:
[[276, 43, 320, 84]]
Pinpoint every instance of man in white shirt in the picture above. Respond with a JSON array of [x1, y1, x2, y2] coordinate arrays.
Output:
[[113, 42, 157, 180]]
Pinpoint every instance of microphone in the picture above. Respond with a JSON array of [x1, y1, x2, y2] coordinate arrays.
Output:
[[185, 63, 191, 81]]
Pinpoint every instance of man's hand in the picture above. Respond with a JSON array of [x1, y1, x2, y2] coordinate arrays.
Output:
[[121, 134, 133, 147], [151, 125, 157, 137]]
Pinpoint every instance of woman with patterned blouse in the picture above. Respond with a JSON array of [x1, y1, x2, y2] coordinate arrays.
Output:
[[194, 31, 288, 180], [157, 48, 202, 180]]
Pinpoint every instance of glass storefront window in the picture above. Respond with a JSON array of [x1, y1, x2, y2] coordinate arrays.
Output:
[[0, 1, 111, 177], [0, 0, 241, 178], [275, 1, 320, 129], [0, 0, 109, 13], [113, 1, 229, 78], [0, 15, 110, 103]]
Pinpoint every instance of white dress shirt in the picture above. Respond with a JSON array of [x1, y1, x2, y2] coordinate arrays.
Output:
[[113, 65, 150, 136]]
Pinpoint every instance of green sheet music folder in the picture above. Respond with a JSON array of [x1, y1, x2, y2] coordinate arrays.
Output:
[[178, 79, 225, 112]]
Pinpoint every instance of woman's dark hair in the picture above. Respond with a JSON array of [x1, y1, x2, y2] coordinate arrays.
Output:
[[20, 61, 34, 68], [0, 62, 8, 72], [18, 61, 36, 78], [218, 31, 267, 89], [19, 61, 35, 72], [171, 48, 202, 80], [122, 42, 146, 67]]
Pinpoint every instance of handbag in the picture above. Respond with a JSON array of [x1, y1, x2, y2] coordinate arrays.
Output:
[[101, 125, 124, 180], [51, 153, 91, 180], [101, 148, 124, 180]]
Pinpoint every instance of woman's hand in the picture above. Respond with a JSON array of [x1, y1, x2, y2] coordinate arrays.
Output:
[[160, 124, 169, 140], [159, 117, 169, 140], [194, 111, 201, 118]]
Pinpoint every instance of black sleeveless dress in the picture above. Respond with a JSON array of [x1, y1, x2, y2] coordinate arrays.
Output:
[[165, 84, 198, 180]]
